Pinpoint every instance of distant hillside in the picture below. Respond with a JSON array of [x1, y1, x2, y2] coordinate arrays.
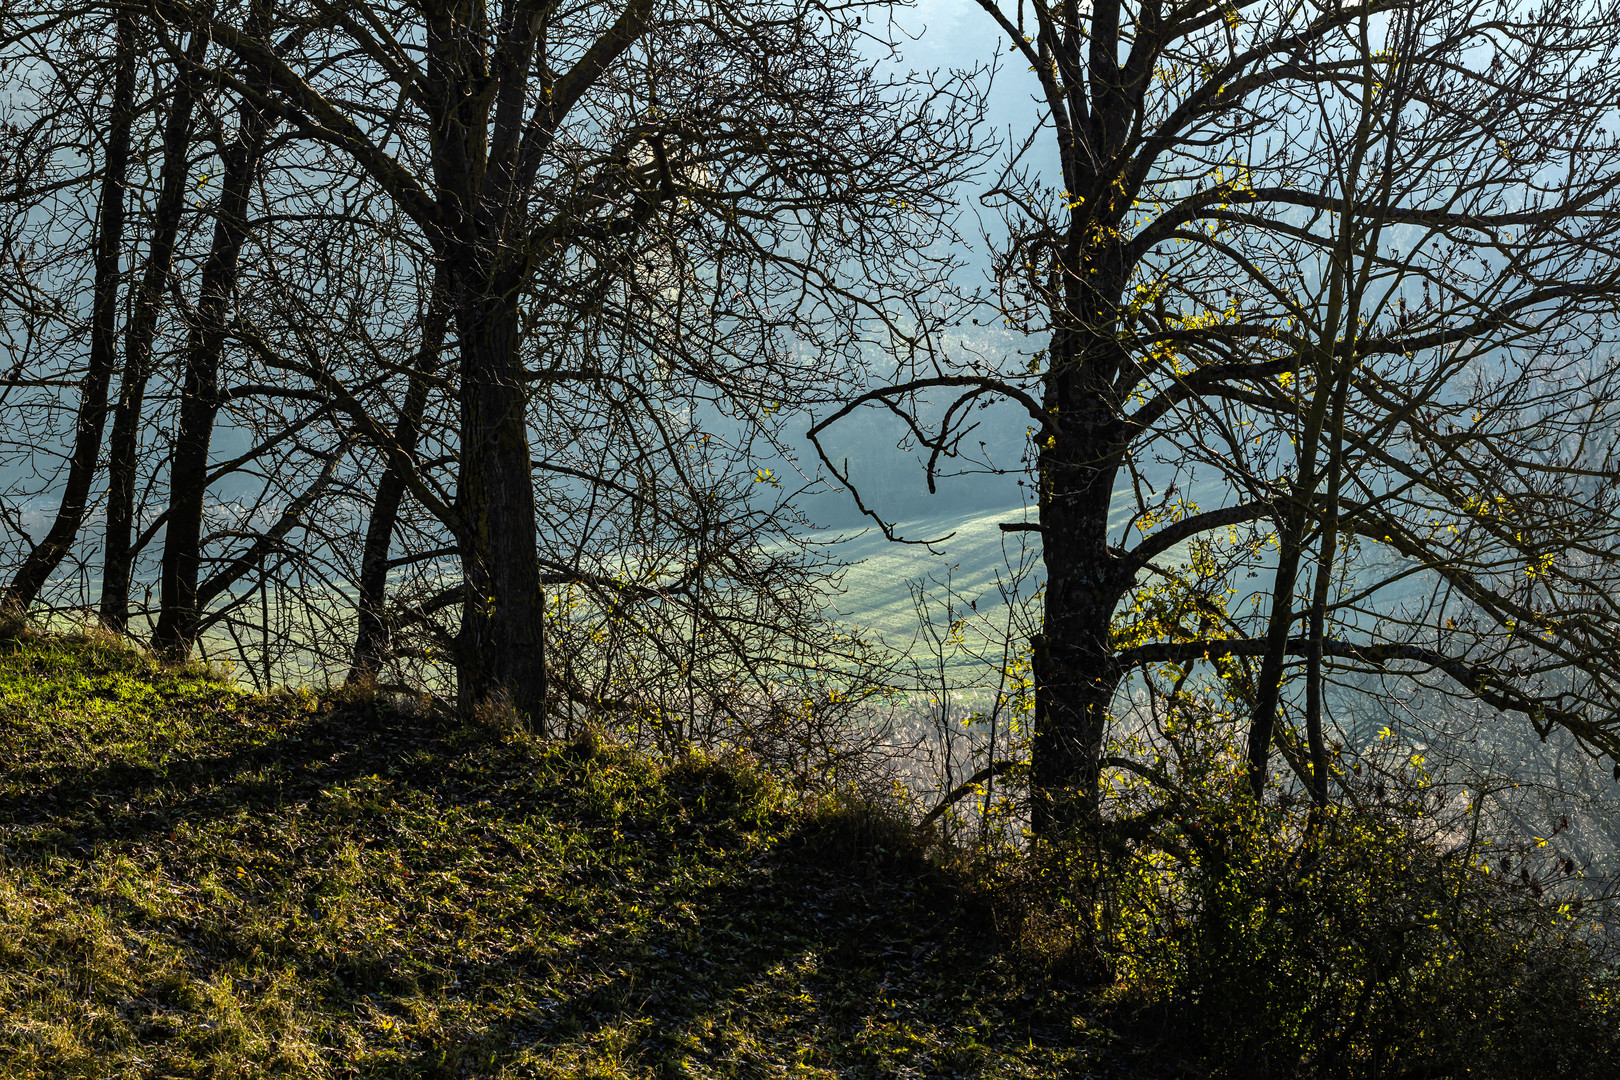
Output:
[[813, 505, 1042, 659], [805, 497, 1184, 679]]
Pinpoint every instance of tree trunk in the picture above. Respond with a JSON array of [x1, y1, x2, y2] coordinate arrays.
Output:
[[6, 13, 134, 609], [150, 81, 269, 661], [419, 0, 552, 730], [1032, 320, 1134, 834], [1245, 519, 1305, 797], [450, 277, 548, 730], [349, 268, 450, 682], [100, 31, 206, 631]]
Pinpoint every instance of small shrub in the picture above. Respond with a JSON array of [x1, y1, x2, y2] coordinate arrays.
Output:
[[175, 654, 237, 685], [269, 684, 320, 715], [792, 783, 930, 870], [323, 671, 379, 710], [568, 724, 605, 761], [663, 749, 779, 823], [1081, 763, 1620, 1078], [968, 838, 1112, 982], [468, 688, 528, 737], [60, 619, 138, 656]]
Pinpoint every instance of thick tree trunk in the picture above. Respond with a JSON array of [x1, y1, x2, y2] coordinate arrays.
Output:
[[6, 14, 134, 609], [1032, 320, 1134, 834], [1032, 472, 1131, 831], [150, 87, 268, 661], [349, 270, 450, 683], [100, 32, 206, 631], [420, 0, 550, 729], [450, 279, 548, 730]]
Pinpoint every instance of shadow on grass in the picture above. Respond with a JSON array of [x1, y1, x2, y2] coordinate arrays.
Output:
[[368, 828, 1028, 1077], [0, 703, 431, 849], [0, 688, 1116, 1078]]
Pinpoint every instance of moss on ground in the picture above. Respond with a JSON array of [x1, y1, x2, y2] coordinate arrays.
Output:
[[0, 632, 1159, 1079]]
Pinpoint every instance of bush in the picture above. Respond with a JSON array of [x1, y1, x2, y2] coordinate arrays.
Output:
[[1076, 769, 1620, 1077], [794, 782, 930, 869], [949, 682, 1620, 1078]]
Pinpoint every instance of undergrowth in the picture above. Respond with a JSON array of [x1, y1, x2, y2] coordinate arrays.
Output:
[[4, 629, 1615, 1078], [0, 631, 1140, 1079]]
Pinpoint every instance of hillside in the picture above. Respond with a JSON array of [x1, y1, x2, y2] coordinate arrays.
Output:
[[0, 631, 1155, 1079]]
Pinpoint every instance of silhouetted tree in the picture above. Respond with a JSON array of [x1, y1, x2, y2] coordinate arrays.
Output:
[[815, 0, 1620, 831], [119, 0, 980, 728]]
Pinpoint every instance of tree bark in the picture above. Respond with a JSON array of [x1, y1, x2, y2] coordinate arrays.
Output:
[[1032, 313, 1135, 833], [6, 13, 134, 609], [449, 273, 548, 730], [99, 31, 207, 631], [420, 0, 572, 729], [1245, 520, 1306, 797], [150, 65, 270, 661]]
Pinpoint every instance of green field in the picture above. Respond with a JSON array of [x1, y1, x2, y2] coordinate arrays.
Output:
[[813, 506, 1042, 673], [810, 497, 1199, 683]]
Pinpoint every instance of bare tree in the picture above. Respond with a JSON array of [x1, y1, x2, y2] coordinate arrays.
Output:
[[346, 262, 449, 685], [814, 0, 1620, 832], [132, 0, 979, 726], [99, 25, 210, 631], [3, 10, 133, 611], [146, 0, 278, 659]]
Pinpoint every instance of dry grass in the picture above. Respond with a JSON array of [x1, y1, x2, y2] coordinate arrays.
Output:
[[0, 634, 1146, 1079]]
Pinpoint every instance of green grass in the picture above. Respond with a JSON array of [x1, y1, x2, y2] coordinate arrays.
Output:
[[0, 630, 1162, 1079]]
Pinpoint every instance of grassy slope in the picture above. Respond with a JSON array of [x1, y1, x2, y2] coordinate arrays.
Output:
[[0, 632, 1166, 1079]]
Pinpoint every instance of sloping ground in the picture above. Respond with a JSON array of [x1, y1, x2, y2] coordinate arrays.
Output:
[[811, 506, 1043, 666], [808, 499, 1208, 680], [0, 632, 1167, 1079]]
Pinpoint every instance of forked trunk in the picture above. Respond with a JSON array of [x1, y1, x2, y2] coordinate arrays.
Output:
[[100, 31, 207, 631], [150, 78, 269, 661]]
